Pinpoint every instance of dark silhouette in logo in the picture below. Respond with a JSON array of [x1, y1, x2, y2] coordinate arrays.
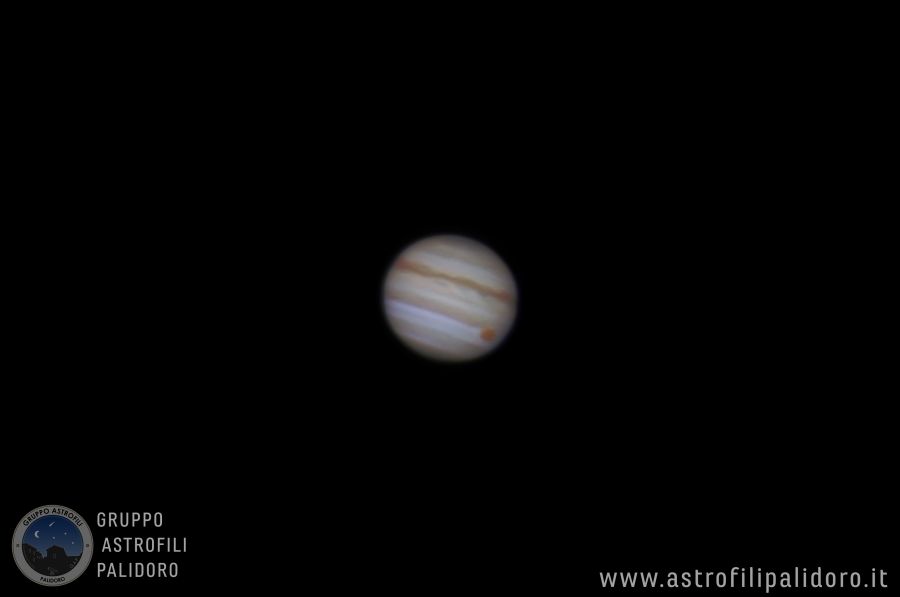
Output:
[[21, 516, 84, 577], [22, 543, 81, 576]]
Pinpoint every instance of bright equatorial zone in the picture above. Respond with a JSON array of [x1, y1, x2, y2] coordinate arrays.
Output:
[[383, 235, 517, 362], [23, 515, 83, 556]]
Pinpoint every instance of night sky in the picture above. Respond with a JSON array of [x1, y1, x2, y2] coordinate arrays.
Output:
[[22, 515, 83, 557]]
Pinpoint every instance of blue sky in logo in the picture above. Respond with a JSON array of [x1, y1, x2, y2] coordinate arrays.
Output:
[[22, 515, 83, 557]]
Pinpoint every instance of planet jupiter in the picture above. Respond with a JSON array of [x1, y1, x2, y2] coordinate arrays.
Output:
[[383, 235, 518, 362]]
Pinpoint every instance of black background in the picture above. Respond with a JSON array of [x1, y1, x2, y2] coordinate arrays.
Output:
[[4, 7, 893, 595]]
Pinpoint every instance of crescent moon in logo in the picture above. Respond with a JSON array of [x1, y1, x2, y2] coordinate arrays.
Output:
[[34, 530, 40, 538]]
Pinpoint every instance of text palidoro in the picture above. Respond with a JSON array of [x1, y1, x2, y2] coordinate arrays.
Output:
[[95, 512, 186, 579]]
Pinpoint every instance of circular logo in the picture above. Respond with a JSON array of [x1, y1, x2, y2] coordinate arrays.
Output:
[[12, 505, 93, 586]]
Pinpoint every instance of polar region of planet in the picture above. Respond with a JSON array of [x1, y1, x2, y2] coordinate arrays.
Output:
[[383, 235, 518, 362]]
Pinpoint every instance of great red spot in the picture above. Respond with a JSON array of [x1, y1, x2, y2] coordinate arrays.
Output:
[[480, 327, 497, 341]]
